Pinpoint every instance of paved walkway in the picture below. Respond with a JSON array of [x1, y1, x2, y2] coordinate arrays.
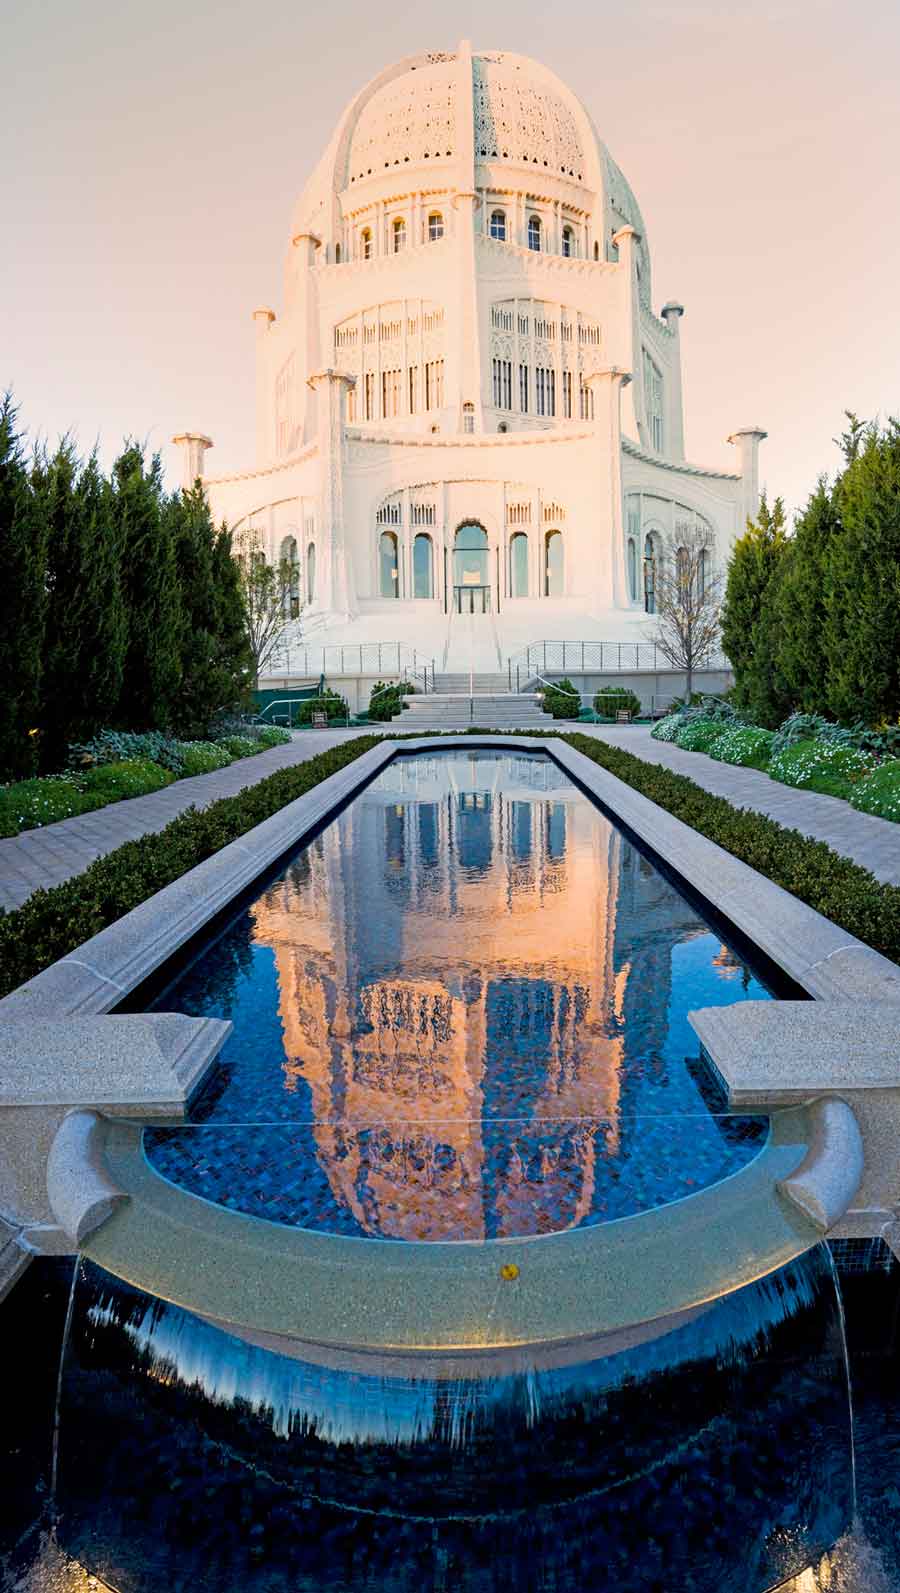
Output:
[[576, 726, 900, 887], [2, 725, 899, 911], [0, 730, 360, 911]]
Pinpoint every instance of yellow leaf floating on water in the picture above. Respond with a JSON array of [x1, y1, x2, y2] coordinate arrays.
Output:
[[500, 1263, 520, 1281]]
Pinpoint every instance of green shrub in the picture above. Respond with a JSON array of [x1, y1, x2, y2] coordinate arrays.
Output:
[[368, 681, 404, 722], [650, 714, 682, 742], [768, 739, 877, 799], [708, 726, 775, 769], [69, 729, 186, 777], [217, 735, 259, 760], [80, 759, 175, 800], [255, 726, 292, 748], [178, 741, 233, 775], [674, 717, 727, 753], [593, 685, 641, 719], [0, 776, 105, 836], [541, 678, 581, 719], [294, 689, 350, 725], [849, 760, 900, 823], [0, 737, 381, 997]]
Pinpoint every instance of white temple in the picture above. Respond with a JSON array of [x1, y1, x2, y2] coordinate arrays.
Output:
[[175, 42, 765, 687]]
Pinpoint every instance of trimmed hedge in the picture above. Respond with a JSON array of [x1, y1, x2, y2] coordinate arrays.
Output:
[[0, 737, 381, 999], [593, 685, 641, 719]]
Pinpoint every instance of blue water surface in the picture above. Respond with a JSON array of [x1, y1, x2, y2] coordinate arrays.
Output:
[[145, 749, 774, 1238]]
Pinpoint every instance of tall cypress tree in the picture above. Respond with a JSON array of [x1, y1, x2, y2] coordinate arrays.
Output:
[[114, 444, 184, 729], [720, 494, 792, 727], [824, 419, 900, 724], [36, 443, 126, 765], [773, 478, 842, 713], [0, 394, 47, 777], [170, 486, 252, 737]]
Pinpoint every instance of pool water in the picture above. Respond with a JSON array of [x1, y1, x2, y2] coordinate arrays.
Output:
[[145, 749, 774, 1239]]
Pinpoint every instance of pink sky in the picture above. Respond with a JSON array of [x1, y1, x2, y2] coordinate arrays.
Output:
[[4, 0, 899, 520]]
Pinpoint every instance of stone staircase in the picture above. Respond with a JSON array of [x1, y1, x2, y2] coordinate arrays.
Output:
[[398, 692, 548, 731], [431, 672, 512, 693]]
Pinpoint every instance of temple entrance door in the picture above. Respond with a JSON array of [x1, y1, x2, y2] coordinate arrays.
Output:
[[453, 523, 491, 614]]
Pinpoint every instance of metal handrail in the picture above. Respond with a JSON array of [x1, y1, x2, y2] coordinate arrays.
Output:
[[506, 639, 730, 679]]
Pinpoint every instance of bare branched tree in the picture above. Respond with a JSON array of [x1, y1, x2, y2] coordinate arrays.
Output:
[[234, 526, 301, 683], [645, 522, 724, 700]]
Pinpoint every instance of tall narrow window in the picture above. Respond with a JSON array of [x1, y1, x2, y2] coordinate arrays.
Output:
[[509, 532, 529, 597], [562, 226, 574, 257], [335, 243, 342, 264], [642, 350, 664, 451], [492, 359, 512, 410], [519, 364, 529, 413], [428, 211, 444, 241], [346, 382, 357, 423], [425, 359, 444, 411], [364, 371, 374, 420], [361, 228, 372, 260], [535, 368, 555, 417], [562, 370, 572, 419], [306, 541, 316, 603], [280, 536, 300, 618], [382, 368, 401, 418], [462, 401, 475, 434], [380, 531, 399, 598], [528, 214, 542, 252], [392, 217, 407, 253], [490, 209, 507, 241], [544, 531, 563, 597], [408, 365, 418, 414], [643, 534, 656, 614], [413, 533, 433, 597], [627, 537, 637, 603], [699, 546, 708, 597], [580, 381, 594, 421], [593, 241, 600, 261]]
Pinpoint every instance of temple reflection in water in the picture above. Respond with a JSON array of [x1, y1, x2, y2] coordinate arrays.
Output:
[[242, 749, 736, 1241]]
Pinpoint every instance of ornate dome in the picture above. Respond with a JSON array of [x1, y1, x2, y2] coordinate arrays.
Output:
[[347, 54, 458, 181], [472, 54, 585, 180]]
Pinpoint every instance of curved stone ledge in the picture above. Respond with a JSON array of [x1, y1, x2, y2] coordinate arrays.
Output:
[[80, 1109, 820, 1362], [47, 1109, 129, 1244], [776, 1095, 864, 1233]]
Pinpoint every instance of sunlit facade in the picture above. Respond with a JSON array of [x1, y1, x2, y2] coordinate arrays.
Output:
[[176, 43, 766, 669]]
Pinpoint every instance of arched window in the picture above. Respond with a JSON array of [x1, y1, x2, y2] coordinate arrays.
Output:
[[428, 211, 444, 242], [528, 215, 542, 252], [676, 545, 689, 590], [462, 401, 475, 434], [627, 537, 637, 603], [544, 530, 563, 597], [490, 209, 507, 241], [593, 241, 600, 261], [562, 226, 574, 257], [413, 533, 433, 598], [643, 534, 657, 614], [280, 535, 300, 618], [379, 530, 399, 598], [306, 541, 316, 603], [361, 228, 372, 260], [509, 532, 529, 597], [334, 243, 342, 264], [453, 522, 489, 611], [392, 217, 407, 253]]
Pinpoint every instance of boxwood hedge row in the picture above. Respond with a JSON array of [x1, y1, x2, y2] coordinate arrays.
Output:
[[0, 728, 897, 1000]]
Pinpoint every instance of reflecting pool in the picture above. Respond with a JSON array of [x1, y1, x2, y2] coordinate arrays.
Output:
[[144, 749, 776, 1238]]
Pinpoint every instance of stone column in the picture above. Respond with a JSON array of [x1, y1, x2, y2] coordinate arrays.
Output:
[[727, 426, 768, 532], [252, 308, 275, 467], [291, 232, 322, 446], [453, 190, 483, 429], [585, 366, 633, 610], [171, 433, 213, 490], [660, 301, 686, 462], [307, 369, 356, 619], [612, 226, 643, 445]]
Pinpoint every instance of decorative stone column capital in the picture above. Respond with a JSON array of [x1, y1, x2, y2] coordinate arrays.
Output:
[[660, 300, 685, 332], [584, 364, 632, 390], [306, 368, 356, 392], [612, 224, 642, 249], [171, 432, 213, 489]]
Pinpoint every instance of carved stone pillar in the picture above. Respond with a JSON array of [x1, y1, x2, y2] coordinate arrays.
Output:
[[727, 427, 768, 533], [585, 366, 633, 610], [171, 433, 213, 490], [307, 369, 357, 618]]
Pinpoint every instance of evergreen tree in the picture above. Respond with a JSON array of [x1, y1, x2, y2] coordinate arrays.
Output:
[[35, 443, 126, 765], [0, 395, 47, 777], [773, 478, 842, 713], [720, 493, 792, 727], [171, 486, 252, 736], [824, 418, 900, 724], [114, 444, 184, 729]]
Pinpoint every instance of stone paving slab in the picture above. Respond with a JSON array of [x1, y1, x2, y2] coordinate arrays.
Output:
[[575, 726, 900, 886], [0, 730, 362, 911]]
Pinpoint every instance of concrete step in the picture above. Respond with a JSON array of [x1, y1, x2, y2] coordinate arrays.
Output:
[[432, 674, 512, 693]]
